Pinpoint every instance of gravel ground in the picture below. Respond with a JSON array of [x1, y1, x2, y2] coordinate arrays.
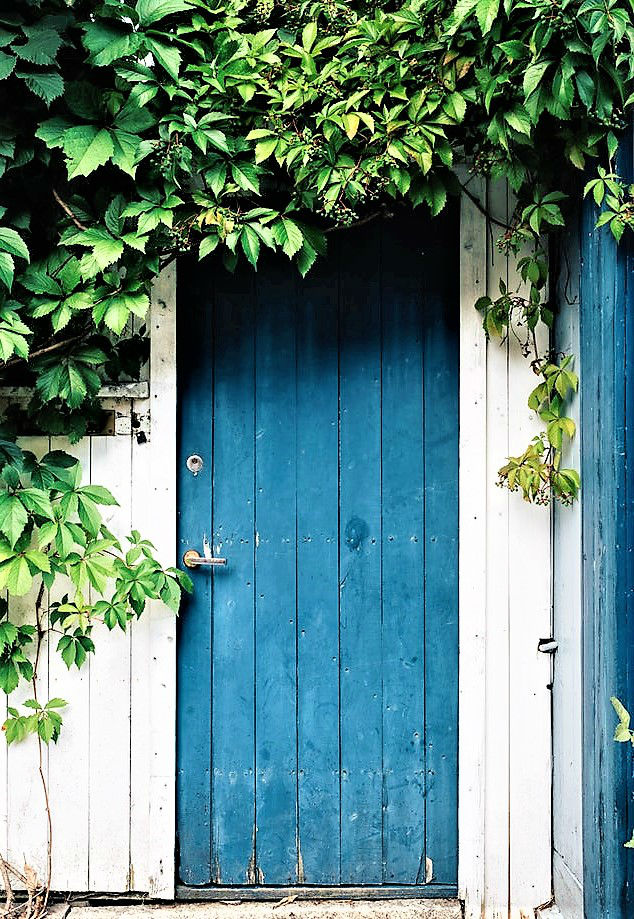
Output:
[[62, 899, 462, 919]]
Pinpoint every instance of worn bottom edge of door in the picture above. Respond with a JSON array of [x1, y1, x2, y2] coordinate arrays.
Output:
[[175, 885, 459, 901]]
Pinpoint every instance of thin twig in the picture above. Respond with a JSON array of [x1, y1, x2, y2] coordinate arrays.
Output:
[[4, 864, 26, 886], [31, 584, 52, 910], [325, 209, 386, 233], [52, 191, 88, 232], [0, 854, 14, 915], [457, 178, 513, 231], [3, 333, 85, 370]]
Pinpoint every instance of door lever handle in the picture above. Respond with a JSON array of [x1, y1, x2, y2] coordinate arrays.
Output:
[[183, 549, 227, 569]]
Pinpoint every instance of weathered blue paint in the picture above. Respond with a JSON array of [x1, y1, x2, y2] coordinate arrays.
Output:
[[177, 210, 459, 889], [380, 223, 426, 883], [176, 269, 213, 886], [422, 219, 459, 884], [579, 128, 634, 918], [296, 257, 341, 884], [211, 265, 257, 884], [338, 221, 384, 884], [254, 259, 298, 883]]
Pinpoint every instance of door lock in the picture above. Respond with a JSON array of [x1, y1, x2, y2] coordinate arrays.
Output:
[[186, 454, 204, 475]]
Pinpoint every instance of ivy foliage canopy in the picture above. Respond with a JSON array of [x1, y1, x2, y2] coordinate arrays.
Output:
[[0, 0, 631, 486]]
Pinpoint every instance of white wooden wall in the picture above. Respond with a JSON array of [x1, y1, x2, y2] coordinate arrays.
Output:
[[459, 180, 553, 919], [0, 211, 556, 915], [0, 268, 176, 897]]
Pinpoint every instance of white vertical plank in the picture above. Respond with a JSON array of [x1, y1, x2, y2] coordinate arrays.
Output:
[[483, 181, 511, 919], [507, 211, 553, 912], [6, 437, 50, 885], [128, 301, 155, 892], [552, 225, 583, 917], [47, 437, 91, 892], [457, 173, 488, 919], [144, 264, 177, 897], [129, 401, 153, 892], [87, 433, 132, 891]]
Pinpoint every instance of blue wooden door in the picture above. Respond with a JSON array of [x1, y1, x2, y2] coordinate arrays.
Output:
[[176, 209, 459, 891]]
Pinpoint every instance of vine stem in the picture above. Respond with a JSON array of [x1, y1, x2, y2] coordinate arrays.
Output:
[[325, 209, 387, 233], [3, 334, 85, 371], [52, 190, 88, 232], [31, 581, 52, 912], [457, 177, 513, 231], [0, 854, 14, 915]]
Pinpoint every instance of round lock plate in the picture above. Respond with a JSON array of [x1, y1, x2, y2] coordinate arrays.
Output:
[[183, 549, 201, 568], [186, 454, 203, 475]]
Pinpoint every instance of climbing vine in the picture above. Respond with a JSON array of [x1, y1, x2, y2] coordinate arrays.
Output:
[[4, 0, 632, 490], [0, 0, 634, 904]]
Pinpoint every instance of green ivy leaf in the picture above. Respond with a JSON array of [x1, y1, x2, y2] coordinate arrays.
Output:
[[0, 497, 28, 548], [63, 126, 114, 179], [13, 27, 63, 66], [0, 661, 19, 694], [15, 69, 64, 104], [2, 557, 33, 596], [83, 24, 136, 67], [136, 0, 192, 25], [0, 51, 16, 80], [272, 217, 303, 258], [240, 225, 260, 267], [144, 37, 181, 81], [0, 227, 29, 262], [0, 252, 14, 290], [523, 61, 551, 98], [476, 0, 499, 34]]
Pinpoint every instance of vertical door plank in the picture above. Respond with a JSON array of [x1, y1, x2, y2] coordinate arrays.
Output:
[[254, 258, 298, 884], [296, 258, 340, 884], [48, 437, 90, 892], [339, 222, 383, 884], [176, 260, 213, 884], [422, 208, 460, 884], [88, 434, 132, 891], [380, 216, 426, 883], [211, 265, 256, 884]]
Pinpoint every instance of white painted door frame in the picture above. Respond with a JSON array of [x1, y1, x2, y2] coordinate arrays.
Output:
[[147, 187, 553, 916]]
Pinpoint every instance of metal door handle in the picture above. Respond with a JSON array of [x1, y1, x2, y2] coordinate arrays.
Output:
[[183, 549, 227, 569]]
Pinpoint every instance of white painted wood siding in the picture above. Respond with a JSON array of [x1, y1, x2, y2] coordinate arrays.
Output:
[[459, 180, 553, 919], [0, 273, 176, 896]]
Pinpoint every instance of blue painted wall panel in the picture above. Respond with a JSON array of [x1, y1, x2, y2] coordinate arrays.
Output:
[[579, 129, 634, 917]]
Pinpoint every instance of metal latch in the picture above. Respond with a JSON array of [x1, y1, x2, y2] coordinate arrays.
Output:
[[538, 637, 559, 654]]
